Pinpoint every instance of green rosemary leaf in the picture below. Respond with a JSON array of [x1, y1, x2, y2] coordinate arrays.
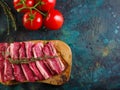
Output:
[[0, 1, 17, 35], [8, 55, 59, 64]]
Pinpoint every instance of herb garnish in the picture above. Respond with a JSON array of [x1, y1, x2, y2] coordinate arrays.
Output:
[[0, 1, 17, 35], [8, 55, 59, 64]]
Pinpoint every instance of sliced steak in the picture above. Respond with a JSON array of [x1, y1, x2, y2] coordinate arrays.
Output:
[[32, 43, 52, 79], [42, 59, 55, 75], [25, 42, 43, 80], [43, 44, 61, 74], [0, 43, 8, 82], [4, 45, 14, 82], [43, 42, 65, 74], [48, 42, 65, 71], [19, 42, 35, 82], [9, 42, 26, 82], [41, 46, 55, 75]]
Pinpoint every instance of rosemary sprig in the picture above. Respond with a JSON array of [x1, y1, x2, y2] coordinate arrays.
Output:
[[8, 55, 59, 64], [0, 1, 17, 35]]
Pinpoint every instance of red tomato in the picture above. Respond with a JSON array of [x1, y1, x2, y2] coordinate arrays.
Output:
[[13, 0, 35, 13], [36, 0, 56, 12], [44, 9, 64, 30], [23, 10, 43, 30]]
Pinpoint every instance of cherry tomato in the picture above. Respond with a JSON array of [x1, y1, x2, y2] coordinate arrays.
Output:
[[44, 9, 64, 30], [13, 0, 35, 13], [23, 10, 43, 30], [36, 0, 56, 12]]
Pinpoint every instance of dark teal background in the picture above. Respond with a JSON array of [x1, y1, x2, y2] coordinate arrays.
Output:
[[0, 0, 120, 90]]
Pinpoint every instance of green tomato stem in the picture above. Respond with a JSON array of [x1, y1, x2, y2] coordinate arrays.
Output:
[[21, 0, 26, 7], [17, 6, 27, 12], [34, 1, 41, 8], [17, 6, 47, 17], [17, 0, 47, 16], [33, 7, 46, 16]]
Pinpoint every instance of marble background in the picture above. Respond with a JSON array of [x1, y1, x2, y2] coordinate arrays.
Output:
[[0, 0, 120, 90]]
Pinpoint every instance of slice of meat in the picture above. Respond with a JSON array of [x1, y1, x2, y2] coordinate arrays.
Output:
[[9, 42, 26, 82], [0, 43, 8, 82], [43, 42, 65, 74], [42, 60, 55, 75], [25, 42, 43, 80], [25, 42, 33, 59], [43, 44, 61, 74], [32, 43, 52, 79], [19, 42, 35, 82], [4, 45, 14, 82], [41, 46, 55, 75]]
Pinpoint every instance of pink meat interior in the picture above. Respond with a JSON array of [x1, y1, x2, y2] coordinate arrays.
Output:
[[0, 41, 65, 82]]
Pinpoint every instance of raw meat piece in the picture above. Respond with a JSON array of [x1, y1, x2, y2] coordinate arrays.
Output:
[[25, 42, 43, 80], [19, 42, 35, 82], [32, 43, 52, 79], [0, 43, 8, 82], [43, 42, 65, 74], [9, 42, 26, 82], [4, 44, 14, 82]]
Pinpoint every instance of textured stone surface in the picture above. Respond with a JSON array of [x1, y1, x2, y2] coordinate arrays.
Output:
[[0, 0, 120, 90]]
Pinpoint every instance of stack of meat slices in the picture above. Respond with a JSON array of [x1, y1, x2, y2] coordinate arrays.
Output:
[[0, 41, 65, 83]]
